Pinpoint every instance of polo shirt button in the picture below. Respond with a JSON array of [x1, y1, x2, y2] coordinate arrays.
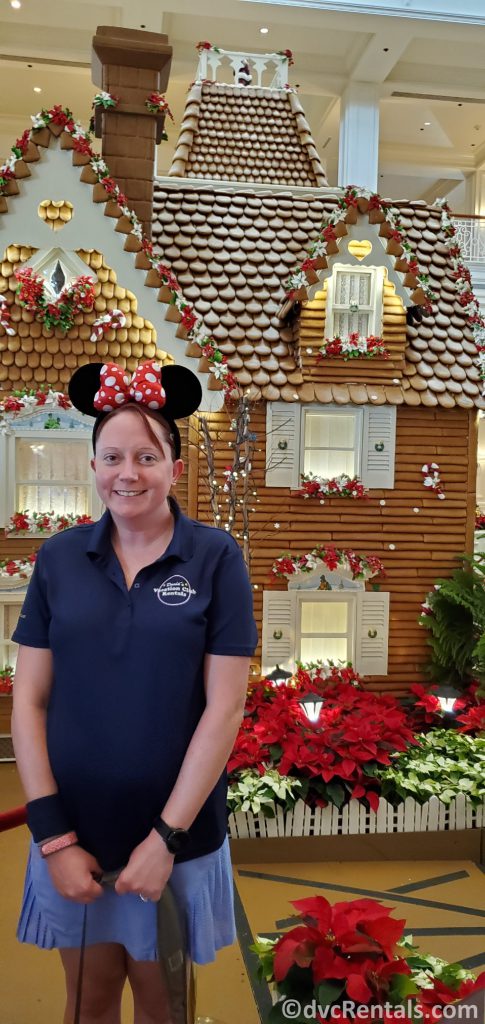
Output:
[[134, 583, 140, 589]]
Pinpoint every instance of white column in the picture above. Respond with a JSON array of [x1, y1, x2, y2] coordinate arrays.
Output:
[[473, 169, 485, 216], [338, 82, 380, 193]]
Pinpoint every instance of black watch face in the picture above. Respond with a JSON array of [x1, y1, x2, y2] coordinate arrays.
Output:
[[167, 828, 190, 854]]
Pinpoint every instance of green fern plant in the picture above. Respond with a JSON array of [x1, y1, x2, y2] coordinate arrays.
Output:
[[419, 553, 485, 690]]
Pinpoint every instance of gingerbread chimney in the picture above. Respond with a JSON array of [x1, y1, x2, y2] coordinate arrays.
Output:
[[92, 26, 172, 238]]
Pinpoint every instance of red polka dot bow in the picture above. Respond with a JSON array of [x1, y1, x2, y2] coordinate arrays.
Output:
[[93, 361, 166, 413]]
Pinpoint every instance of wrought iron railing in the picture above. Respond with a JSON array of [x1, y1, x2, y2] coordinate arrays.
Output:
[[452, 215, 485, 262]]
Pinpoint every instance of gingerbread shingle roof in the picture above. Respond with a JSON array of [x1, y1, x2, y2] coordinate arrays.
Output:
[[168, 83, 327, 187], [0, 123, 224, 407], [152, 182, 484, 409]]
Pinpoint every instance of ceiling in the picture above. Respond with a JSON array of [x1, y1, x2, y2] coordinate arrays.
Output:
[[1, 0, 485, 209]]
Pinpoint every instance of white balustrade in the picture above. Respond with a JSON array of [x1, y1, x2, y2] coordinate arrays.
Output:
[[452, 217, 485, 262], [195, 47, 289, 90]]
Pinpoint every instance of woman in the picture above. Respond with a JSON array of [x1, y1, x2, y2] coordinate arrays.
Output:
[[11, 359, 258, 1024]]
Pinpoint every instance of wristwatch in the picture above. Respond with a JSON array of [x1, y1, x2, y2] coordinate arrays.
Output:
[[152, 816, 190, 855]]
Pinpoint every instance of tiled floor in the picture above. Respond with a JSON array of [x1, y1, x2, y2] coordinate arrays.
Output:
[[1, 763, 484, 1024]]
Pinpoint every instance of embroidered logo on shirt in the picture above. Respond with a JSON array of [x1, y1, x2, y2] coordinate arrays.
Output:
[[154, 575, 196, 606]]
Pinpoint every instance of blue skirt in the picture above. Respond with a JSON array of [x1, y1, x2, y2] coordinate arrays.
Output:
[[17, 837, 236, 964]]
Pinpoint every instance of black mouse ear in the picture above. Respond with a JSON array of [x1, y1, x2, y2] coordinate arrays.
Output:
[[161, 365, 203, 420], [68, 361, 203, 421], [68, 363, 105, 417]]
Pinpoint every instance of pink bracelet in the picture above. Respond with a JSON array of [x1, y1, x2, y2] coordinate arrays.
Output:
[[40, 831, 78, 858]]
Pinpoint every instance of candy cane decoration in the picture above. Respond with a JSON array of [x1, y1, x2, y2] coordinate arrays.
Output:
[[0, 295, 15, 336], [90, 308, 126, 343]]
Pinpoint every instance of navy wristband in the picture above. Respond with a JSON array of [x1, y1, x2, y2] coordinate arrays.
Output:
[[26, 794, 72, 844]]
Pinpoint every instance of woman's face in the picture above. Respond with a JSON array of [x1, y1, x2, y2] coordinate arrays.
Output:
[[91, 408, 184, 523]]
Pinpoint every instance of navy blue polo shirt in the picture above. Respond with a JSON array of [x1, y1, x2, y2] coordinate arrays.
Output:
[[13, 500, 258, 871]]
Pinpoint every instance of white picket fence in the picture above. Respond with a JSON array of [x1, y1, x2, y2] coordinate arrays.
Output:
[[228, 794, 485, 839]]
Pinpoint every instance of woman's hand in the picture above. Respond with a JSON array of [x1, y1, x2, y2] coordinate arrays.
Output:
[[46, 845, 104, 903], [115, 829, 174, 902]]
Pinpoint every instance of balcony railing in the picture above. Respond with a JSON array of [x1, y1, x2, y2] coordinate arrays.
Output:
[[195, 47, 289, 90], [452, 216, 485, 262]]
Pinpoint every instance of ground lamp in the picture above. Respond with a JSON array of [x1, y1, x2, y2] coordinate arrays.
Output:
[[266, 664, 293, 687], [298, 691, 324, 723], [435, 684, 461, 717]]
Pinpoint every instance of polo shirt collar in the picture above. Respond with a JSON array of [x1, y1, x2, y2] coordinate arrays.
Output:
[[86, 497, 194, 564]]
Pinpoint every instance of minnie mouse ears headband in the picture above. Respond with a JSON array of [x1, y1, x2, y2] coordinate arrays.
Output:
[[68, 360, 202, 458], [69, 360, 202, 420]]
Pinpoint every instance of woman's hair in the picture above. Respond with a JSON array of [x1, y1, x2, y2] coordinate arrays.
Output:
[[93, 404, 178, 460]]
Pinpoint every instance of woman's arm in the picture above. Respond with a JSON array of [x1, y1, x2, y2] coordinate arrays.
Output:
[[160, 652, 250, 827], [11, 645, 57, 798], [12, 645, 103, 902], [116, 653, 249, 899]]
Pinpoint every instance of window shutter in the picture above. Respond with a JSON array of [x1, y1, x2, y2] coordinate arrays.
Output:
[[354, 591, 390, 676], [261, 590, 297, 674], [0, 433, 7, 528], [361, 405, 396, 489], [265, 402, 301, 488]]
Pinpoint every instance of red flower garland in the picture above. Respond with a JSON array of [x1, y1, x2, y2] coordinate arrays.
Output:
[[15, 267, 96, 333], [317, 333, 390, 361], [300, 473, 368, 501]]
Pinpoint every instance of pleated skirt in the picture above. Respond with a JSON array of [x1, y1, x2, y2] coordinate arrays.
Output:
[[17, 837, 236, 964]]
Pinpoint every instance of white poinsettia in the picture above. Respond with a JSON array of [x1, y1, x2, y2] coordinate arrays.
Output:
[[31, 112, 46, 129], [209, 362, 229, 380], [90, 156, 109, 177], [4, 154, 17, 172], [288, 270, 307, 290], [310, 239, 327, 257], [190, 325, 208, 347], [131, 219, 144, 241]]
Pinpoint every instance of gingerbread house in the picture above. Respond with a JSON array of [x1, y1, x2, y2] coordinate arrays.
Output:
[[0, 30, 483, 746]]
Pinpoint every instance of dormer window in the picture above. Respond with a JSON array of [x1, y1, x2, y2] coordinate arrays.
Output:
[[325, 265, 384, 339], [48, 260, 67, 298], [17, 246, 92, 302]]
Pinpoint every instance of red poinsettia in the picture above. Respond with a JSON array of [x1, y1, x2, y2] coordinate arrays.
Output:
[[156, 263, 180, 292], [323, 225, 337, 243], [49, 105, 75, 131], [456, 702, 485, 733], [228, 675, 415, 807], [416, 972, 485, 1020], [180, 305, 198, 332], [3, 396, 24, 412], [274, 895, 409, 1004], [10, 512, 30, 532], [72, 135, 93, 156], [0, 667, 14, 695]]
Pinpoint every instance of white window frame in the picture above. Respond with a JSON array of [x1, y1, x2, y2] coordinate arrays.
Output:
[[0, 590, 27, 670], [22, 246, 93, 300], [325, 264, 384, 339], [261, 588, 390, 677], [301, 405, 364, 482], [296, 591, 356, 666], [266, 402, 396, 490], [1, 420, 102, 531]]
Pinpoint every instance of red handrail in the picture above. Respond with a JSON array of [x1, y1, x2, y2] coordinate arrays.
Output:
[[0, 805, 27, 832], [453, 214, 485, 220]]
